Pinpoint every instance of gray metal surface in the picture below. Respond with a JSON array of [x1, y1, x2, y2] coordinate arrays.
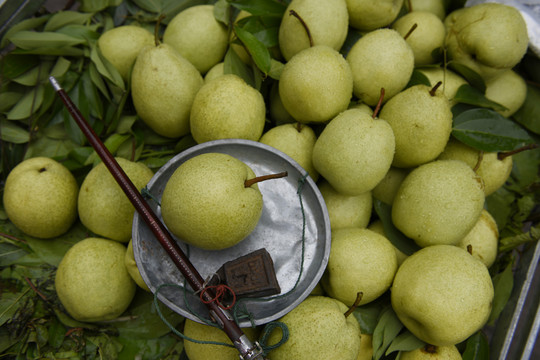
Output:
[[132, 139, 331, 327]]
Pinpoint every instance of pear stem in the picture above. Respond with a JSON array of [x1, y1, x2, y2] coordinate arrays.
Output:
[[372, 88, 385, 119], [407, 0, 413, 12], [295, 122, 304, 132], [498, 143, 540, 161], [344, 292, 363, 318], [403, 23, 418, 40], [467, 244, 473, 255], [423, 345, 438, 354], [154, 14, 166, 46], [473, 151, 484, 172], [429, 81, 443, 96], [289, 10, 313, 47], [245, 171, 288, 188]]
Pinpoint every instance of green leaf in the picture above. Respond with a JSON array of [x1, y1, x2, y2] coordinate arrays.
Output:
[[90, 44, 125, 90], [214, 0, 231, 25], [510, 145, 540, 188], [0, 288, 31, 327], [8, 31, 87, 49], [236, 15, 281, 47], [0, 92, 24, 112], [373, 200, 421, 256], [268, 59, 284, 80], [234, 24, 271, 75], [81, 0, 122, 12], [513, 84, 540, 135], [385, 331, 425, 356], [224, 47, 255, 87], [372, 306, 404, 360], [499, 225, 540, 253], [0, 53, 40, 80], [485, 187, 515, 231], [452, 108, 533, 152], [448, 62, 486, 93], [1, 16, 50, 49], [462, 331, 489, 360], [11, 46, 85, 57], [6, 84, 45, 120], [228, 0, 287, 17], [0, 242, 28, 266], [86, 133, 131, 165], [406, 69, 432, 88], [44, 11, 95, 32], [488, 259, 514, 325], [352, 300, 385, 335], [50, 57, 72, 79], [47, 316, 67, 349], [0, 119, 30, 144], [11, 61, 53, 86], [454, 84, 508, 112]]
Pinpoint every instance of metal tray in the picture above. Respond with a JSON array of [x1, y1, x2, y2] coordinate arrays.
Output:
[[132, 139, 331, 327]]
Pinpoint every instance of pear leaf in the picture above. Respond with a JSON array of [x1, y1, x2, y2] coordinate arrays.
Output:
[[0, 120, 30, 144], [352, 300, 385, 335], [448, 62, 486, 93], [6, 85, 45, 120], [373, 200, 421, 256], [385, 331, 425, 356], [228, 0, 287, 17], [233, 24, 272, 75], [8, 31, 86, 49], [372, 306, 404, 360], [513, 84, 540, 135], [224, 46, 255, 87], [43, 11, 95, 32], [454, 84, 508, 112], [406, 69, 432, 88], [462, 331, 489, 360], [0, 54, 40, 80], [236, 15, 280, 47], [488, 259, 514, 325], [452, 108, 533, 152]]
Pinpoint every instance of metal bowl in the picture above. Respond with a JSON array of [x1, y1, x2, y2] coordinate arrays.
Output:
[[132, 139, 331, 327]]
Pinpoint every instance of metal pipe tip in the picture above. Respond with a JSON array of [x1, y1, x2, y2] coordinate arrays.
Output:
[[49, 76, 61, 91]]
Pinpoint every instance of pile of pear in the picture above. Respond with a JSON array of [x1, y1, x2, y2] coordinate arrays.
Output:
[[1, 0, 533, 359]]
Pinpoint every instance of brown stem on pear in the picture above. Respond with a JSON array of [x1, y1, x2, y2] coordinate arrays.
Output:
[[295, 122, 304, 132], [498, 143, 540, 161], [344, 292, 363, 318], [403, 23, 418, 40], [245, 171, 288, 188], [407, 0, 413, 12], [372, 88, 385, 119], [473, 151, 484, 172], [289, 10, 313, 47], [429, 81, 443, 96], [422, 344, 438, 354], [154, 14, 166, 46], [467, 244, 473, 255]]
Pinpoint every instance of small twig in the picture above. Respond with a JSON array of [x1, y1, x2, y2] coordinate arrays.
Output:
[[0, 231, 27, 244], [372, 88, 385, 119], [245, 171, 288, 188], [25, 277, 48, 302], [429, 81, 443, 96], [498, 143, 540, 161], [403, 23, 418, 40], [344, 292, 363, 318]]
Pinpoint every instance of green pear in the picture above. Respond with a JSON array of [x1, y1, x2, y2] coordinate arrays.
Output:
[[163, 5, 228, 74], [346, 28, 414, 106], [183, 319, 260, 360], [391, 11, 446, 66], [230, 10, 253, 64], [269, 81, 295, 125], [356, 332, 374, 360], [312, 108, 395, 196], [444, 3, 529, 81], [278, 45, 353, 123], [3, 157, 78, 239], [348, 102, 373, 116], [405, 0, 446, 19], [485, 69, 527, 117], [278, 0, 349, 61], [400, 345, 462, 360], [190, 74, 266, 144], [321, 228, 398, 306], [55, 237, 136, 322], [160, 153, 263, 250], [259, 122, 319, 181], [78, 157, 154, 242], [437, 138, 513, 196], [367, 220, 408, 266], [391, 245, 494, 346], [124, 239, 150, 291], [391, 160, 485, 247], [203, 62, 224, 83], [97, 25, 154, 81], [346, 0, 404, 31], [379, 84, 453, 168], [457, 209, 499, 268], [266, 296, 361, 360], [416, 66, 468, 106], [131, 43, 203, 138], [317, 179, 372, 230], [371, 167, 410, 205]]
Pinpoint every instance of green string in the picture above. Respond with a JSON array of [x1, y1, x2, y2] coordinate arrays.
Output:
[[153, 172, 310, 353], [141, 186, 161, 206]]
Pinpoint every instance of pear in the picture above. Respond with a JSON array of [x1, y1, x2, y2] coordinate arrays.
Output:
[[160, 153, 263, 250], [312, 108, 395, 196], [368, 220, 408, 266], [3, 157, 78, 239], [444, 3, 529, 81], [230, 10, 253, 64], [55, 237, 136, 322], [259, 122, 319, 181], [391, 11, 446, 66], [203, 62, 224, 83], [437, 137, 513, 196], [269, 81, 295, 125], [183, 319, 260, 360], [278, 45, 353, 123], [163, 5, 228, 74], [356, 332, 374, 360], [379, 84, 453, 168], [97, 25, 154, 81], [124, 239, 150, 291], [346, 0, 404, 31], [416, 66, 468, 106], [391, 245, 494, 346], [321, 228, 398, 306], [457, 209, 499, 268], [278, 0, 349, 61], [266, 296, 361, 360], [405, 0, 446, 19], [400, 345, 462, 360], [371, 167, 410, 205], [190, 74, 266, 144], [78, 157, 154, 242], [131, 43, 203, 138], [391, 160, 485, 248], [485, 69, 527, 117], [348, 102, 373, 116], [346, 28, 414, 106], [317, 179, 372, 230]]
